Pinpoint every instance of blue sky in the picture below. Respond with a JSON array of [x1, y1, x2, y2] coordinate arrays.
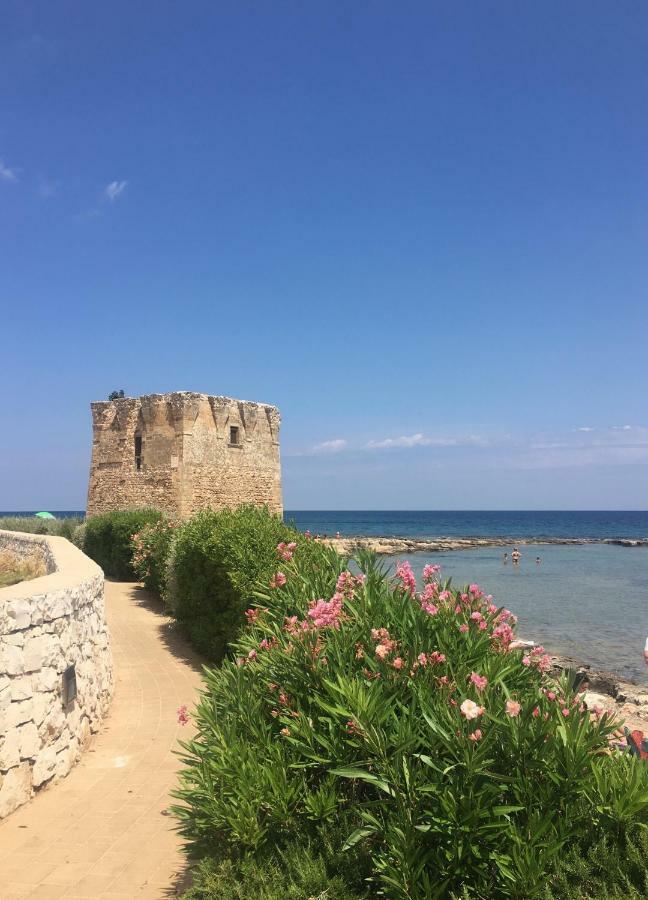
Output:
[[1, 2, 647, 510]]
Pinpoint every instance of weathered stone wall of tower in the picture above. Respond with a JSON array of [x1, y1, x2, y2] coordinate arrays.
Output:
[[86, 393, 282, 519]]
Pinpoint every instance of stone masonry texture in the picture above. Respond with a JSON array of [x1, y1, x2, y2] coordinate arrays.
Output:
[[0, 531, 113, 819], [86, 391, 282, 519]]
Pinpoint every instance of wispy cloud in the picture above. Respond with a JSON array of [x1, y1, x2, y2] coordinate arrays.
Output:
[[612, 424, 633, 431], [366, 433, 459, 450], [105, 180, 127, 202], [312, 439, 348, 454], [576, 426, 595, 432], [0, 159, 18, 182]]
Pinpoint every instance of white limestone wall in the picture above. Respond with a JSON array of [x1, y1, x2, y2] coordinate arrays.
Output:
[[0, 531, 113, 818]]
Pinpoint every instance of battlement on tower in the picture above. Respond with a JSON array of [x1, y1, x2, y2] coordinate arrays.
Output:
[[86, 392, 282, 519]]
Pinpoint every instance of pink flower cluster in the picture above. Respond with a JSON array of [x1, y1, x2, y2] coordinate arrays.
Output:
[[460, 699, 485, 720], [177, 704, 189, 726], [276, 541, 297, 562], [371, 628, 397, 661], [269, 571, 287, 589], [336, 570, 365, 599], [307, 595, 344, 629], [417, 650, 446, 667], [395, 561, 417, 596], [470, 672, 488, 692], [422, 563, 441, 582]]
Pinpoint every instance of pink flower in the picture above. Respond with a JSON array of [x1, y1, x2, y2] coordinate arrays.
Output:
[[270, 571, 287, 589], [247, 649, 257, 661], [459, 624, 469, 633], [470, 672, 488, 692], [460, 699, 485, 720], [454, 604, 462, 614], [276, 542, 294, 562], [422, 563, 441, 581], [280, 727, 291, 736], [336, 570, 360, 598], [478, 621, 488, 631], [375, 643, 391, 660], [505, 700, 521, 718], [438, 590, 451, 602], [469, 583, 481, 595], [395, 561, 417, 596], [562, 707, 570, 717], [532, 706, 540, 717], [429, 650, 446, 665], [468, 729, 482, 742], [470, 611, 483, 622], [307, 595, 344, 629], [521, 656, 531, 667], [420, 601, 439, 616], [417, 652, 428, 666], [177, 705, 189, 726], [245, 608, 260, 624], [547, 691, 556, 701], [392, 657, 404, 670]]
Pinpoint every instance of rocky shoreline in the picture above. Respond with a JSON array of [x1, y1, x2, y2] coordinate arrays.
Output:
[[550, 654, 648, 732], [326, 535, 648, 555]]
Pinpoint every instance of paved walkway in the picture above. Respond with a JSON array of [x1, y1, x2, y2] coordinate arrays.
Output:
[[0, 581, 205, 899]]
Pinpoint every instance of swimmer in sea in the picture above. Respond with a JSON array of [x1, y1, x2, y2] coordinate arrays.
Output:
[[503, 552, 508, 565], [536, 556, 541, 565], [511, 548, 521, 565]]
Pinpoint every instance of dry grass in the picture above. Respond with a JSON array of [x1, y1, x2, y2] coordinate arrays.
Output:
[[0, 551, 46, 588]]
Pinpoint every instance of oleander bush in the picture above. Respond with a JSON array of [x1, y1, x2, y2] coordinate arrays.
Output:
[[174, 547, 648, 899], [132, 517, 177, 596], [168, 505, 329, 661], [84, 508, 163, 579]]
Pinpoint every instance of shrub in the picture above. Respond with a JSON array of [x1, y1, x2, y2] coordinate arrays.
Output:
[[173, 550, 648, 899], [131, 518, 177, 596], [0, 516, 85, 539], [84, 508, 163, 579], [169, 505, 326, 661], [182, 831, 369, 899]]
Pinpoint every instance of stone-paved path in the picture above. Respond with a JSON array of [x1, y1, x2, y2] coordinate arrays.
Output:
[[0, 581, 204, 899]]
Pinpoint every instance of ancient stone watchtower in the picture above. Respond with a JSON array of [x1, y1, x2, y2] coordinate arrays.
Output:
[[86, 392, 282, 519]]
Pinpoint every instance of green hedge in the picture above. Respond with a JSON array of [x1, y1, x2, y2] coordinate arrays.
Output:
[[0, 516, 84, 540], [84, 508, 163, 579], [169, 505, 312, 662]]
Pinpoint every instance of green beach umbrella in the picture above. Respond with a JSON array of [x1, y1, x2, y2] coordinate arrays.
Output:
[[35, 511, 56, 519]]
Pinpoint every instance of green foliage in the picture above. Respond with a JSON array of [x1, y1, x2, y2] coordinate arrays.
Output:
[[182, 830, 369, 899], [544, 816, 648, 898], [169, 505, 325, 661], [131, 518, 177, 595], [0, 516, 84, 539], [172, 551, 647, 899], [108, 389, 125, 400], [84, 508, 163, 579]]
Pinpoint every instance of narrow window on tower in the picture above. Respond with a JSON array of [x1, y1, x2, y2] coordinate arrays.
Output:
[[135, 434, 142, 470], [229, 426, 240, 446]]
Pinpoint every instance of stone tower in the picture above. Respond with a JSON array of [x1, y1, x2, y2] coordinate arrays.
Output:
[[86, 392, 282, 519]]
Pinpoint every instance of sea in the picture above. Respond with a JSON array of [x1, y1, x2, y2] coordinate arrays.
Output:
[[4, 510, 648, 684]]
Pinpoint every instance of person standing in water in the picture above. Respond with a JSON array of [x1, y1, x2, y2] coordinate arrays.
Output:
[[644, 636, 648, 666], [503, 552, 508, 565], [536, 556, 541, 565], [511, 548, 521, 565]]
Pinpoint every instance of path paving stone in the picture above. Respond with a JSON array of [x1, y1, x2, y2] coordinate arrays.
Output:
[[0, 581, 204, 898]]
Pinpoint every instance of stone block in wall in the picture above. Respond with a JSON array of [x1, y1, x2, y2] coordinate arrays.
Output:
[[32, 747, 57, 787], [10, 675, 32, 702], [32, 667, 58, 694], [0, 763, 32, 818], [6, 598, 32, 631], [0, 642, 24, 676], [18, 722, 39, 760], [32, 691, 55, 728], [0, 729, 21, 770]]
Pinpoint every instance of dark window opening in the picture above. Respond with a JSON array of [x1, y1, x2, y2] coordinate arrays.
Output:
[[135, 435, 142, 470], [229, 426, 240, 446]]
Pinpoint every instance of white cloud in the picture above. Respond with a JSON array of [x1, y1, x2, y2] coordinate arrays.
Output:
[[366, 433, 458, 450], [612, 424, 633, 431], [576, 426, 595, 432], [0, 159, 17, 182], [312, 439, 347, 454], [105, 180, 127, 201]]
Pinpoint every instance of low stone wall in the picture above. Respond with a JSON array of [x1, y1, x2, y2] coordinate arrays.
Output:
[[0, 530, 113, 818]]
